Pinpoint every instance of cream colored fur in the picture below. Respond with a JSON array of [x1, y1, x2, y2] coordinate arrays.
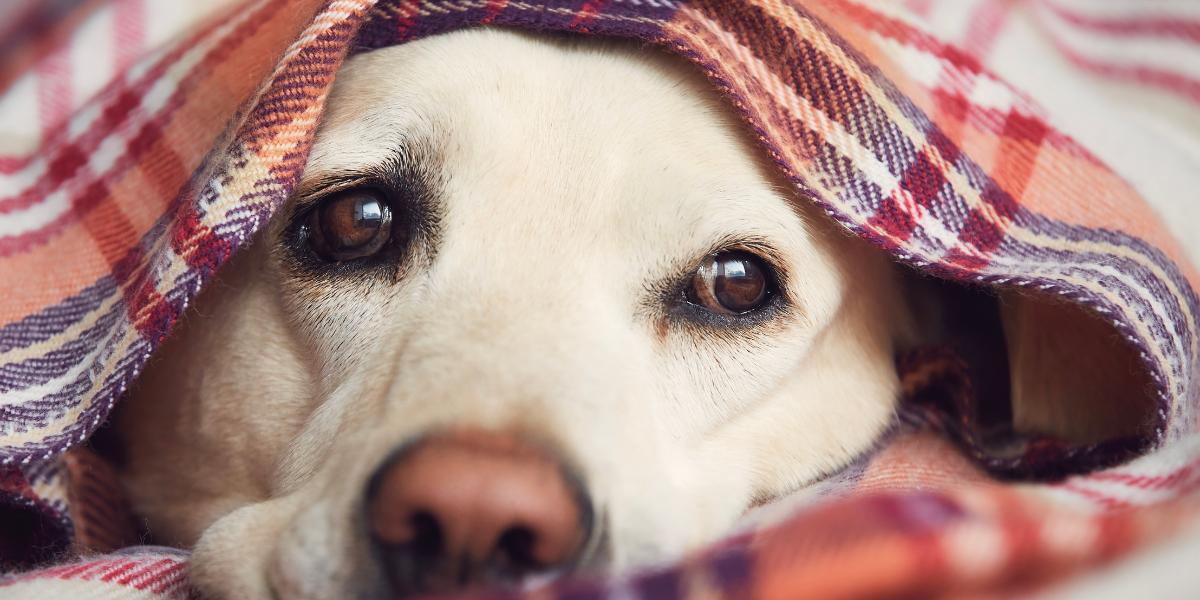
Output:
[[116, 29, 917, 599]]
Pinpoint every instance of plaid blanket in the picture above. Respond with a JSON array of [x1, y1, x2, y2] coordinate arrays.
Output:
[[2, 0, 1199, 597]]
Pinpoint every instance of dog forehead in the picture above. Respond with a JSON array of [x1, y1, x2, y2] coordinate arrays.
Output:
[[315, 31, 779, 190], [317, 30, 741, 161], [305, 30, 809, 278]]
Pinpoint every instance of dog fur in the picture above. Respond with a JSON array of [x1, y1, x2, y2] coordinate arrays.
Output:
[[112, 28, 1150, 599]]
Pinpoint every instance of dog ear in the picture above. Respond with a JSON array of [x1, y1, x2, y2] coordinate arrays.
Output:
[[998, 292, 1157, 445]]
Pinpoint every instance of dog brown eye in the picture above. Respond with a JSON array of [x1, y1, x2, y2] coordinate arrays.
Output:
[[306, 188, 392, 261], [688, 251, 772, 315]]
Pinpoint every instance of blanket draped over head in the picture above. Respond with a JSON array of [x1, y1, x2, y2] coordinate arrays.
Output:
[[1, 0, 1199, 597]]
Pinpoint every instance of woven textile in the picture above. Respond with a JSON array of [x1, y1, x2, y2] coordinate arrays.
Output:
[[1, 0, 1199, 598]]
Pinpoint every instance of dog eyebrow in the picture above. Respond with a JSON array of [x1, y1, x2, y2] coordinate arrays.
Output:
[[289, 172, 377, 210], [678, 235, 788, 288], [291, 139, 445, 220], [293, 140, 430, 198]]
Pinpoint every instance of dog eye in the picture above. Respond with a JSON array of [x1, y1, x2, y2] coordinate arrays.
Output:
[[687, 251, 773, 315], [305, 188, 393, 261]]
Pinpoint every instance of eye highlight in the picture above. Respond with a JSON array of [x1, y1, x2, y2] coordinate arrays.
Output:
[[304, 187, 393, 262], [686, 251, 775, 315]]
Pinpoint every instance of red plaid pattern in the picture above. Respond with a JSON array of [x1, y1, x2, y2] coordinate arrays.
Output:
[[2, 0, 1199, 598]]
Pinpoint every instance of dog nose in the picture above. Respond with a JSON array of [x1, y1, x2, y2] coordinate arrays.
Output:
[[366, 429, 591, 594]]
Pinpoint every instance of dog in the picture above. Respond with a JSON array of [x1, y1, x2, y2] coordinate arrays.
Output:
[[112, 27, 1152, 599]]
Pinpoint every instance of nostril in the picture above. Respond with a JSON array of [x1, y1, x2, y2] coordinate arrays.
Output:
[[494, 525, 541, 574], [372, 510, 448, 595], [408, 511, 443, 560]]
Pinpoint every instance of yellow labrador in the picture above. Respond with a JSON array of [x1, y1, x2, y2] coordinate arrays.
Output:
[[113, 28, 1150, 599]]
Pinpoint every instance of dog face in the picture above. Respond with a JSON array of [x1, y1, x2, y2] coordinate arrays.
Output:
[[116, 29, 911, 598]]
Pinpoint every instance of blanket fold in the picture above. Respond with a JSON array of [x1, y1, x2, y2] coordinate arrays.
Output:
[[2, 0, 1199, 598]]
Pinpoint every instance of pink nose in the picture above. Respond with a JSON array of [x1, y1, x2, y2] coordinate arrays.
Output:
[[366, 429, 591, 594]]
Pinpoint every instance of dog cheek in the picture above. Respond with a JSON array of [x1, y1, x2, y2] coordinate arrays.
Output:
[[283, 284, 414, 393], [599, 452, 742, 569], [190, 497, 300, 600], [268, 499, 383, 600]]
